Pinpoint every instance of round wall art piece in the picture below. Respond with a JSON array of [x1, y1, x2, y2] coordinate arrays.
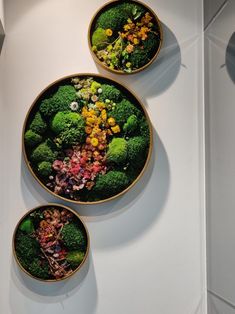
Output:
[[13, 204, 89, 281], [23, 74, 152, 204], [88, 0, 163, 74]]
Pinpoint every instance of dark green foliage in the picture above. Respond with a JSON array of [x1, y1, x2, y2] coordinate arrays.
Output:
[[38, 161, 52, 177], [93, 171, 130, 197], [30, 112, 47, 134], [92, 28, 108, 50], [96, 2, 145, 31], [19, 218, 35, 234], [24, 130, 42, 147], [59, 128, 86, 146], [130, 33, 159, 68], [61, 223, 86, 251], [99, 84, 122, 102], [66, 251, 85, 269], [40, 85, 77, 117], [51, 111, 85, 135], [31, 140, 56, 164], [28, 258, 50, 279], [107, 138, 127, 164], [127, 136, 147, 162], [123, 114, 138, 134], [110, 99, 140, 126], [15, 231, 40, 266], [139, 116, 150, 141]]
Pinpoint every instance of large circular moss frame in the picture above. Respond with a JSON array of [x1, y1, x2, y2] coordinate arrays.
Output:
[[12, 203, 90, 282], [22, 73, 153, 205], [88, 0, 163, 75]]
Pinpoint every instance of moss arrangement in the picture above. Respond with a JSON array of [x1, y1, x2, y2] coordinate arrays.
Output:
[[14, 206, 88, 280], [90, 0, 162, 73], [24, 75, 151, 202]]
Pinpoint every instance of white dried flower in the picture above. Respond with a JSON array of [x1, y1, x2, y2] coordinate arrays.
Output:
[[70, 101, 79, 111], [98, 88, 102, 94]]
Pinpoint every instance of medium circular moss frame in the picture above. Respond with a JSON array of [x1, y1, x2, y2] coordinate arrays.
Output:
[[22, 73, 153, 204], [12, 203, 90, 282], [88, 0, 163, 75]]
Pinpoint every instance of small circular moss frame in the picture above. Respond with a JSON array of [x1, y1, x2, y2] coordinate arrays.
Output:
[[12, 203, 90, 282], [88, 0, 163, 74], [22, 73, 153, 205]]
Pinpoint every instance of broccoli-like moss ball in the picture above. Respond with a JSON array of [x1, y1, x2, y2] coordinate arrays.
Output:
[[31, 141, 56, 164], [40, 85, 77, 117], [66, 251, 85, 269], [19, 218, 35, 234], [51, 111, 85, 135], [107, 138, 127, 164], [59, 128, 86, 146], [93, 171, 130, 197], [29, 112, 47, 134], [139, 116, 150, 141], [61, 223, 86, 251], [91, 28, 108, 50], [38, 161, 52, 177], [110, 99, 140, 126], [24, 130, 42, 147], [127, 136, 147, 162], [28, 258, 50, 279], [96, 3, 145, 31], [15, 231, 40, 267], [123, 114, 138, 134], [99, 84, 122, 102]]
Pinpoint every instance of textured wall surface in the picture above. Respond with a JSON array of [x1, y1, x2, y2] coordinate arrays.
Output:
[[205, 0, 235, 312], [0, 0, 206, 313]]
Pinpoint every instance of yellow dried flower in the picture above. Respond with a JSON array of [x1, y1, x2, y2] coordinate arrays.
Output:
[[91, 138, 99, 147], [111, 125, 120, 133], [101, 109, 107, 121], [105, 29, 113, 36], [108, 117, 116, 126]]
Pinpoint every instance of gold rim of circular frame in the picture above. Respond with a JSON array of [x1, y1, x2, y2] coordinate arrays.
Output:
[[22, 73, 153, 205], [12, 203, 90, 282], [88, 0, 163, 75]]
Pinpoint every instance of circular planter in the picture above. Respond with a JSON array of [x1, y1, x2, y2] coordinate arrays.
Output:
[[23, 73, 153, 204], [13, 204, 90, 282], [88, 0, 163, 74]]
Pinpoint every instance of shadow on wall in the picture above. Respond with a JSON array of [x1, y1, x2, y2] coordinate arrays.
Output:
[[10, 252, 98, 311], [95, 23, 181, 99], [226, 32, 235, 83], [21, 128, 170, 248]]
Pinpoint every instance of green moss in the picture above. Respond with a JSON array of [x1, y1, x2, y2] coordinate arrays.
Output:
[[28, 258, 50, 279], [123, 114, 138, 134], [40, 85, 77, 117], [66, 251, 85, 269], [92, 28, 108, 50], [31, 140, 56, 164], [93, 170, 130, 197], [107, 138, 128, 164], [127, 136, 147, 162], [110, 99, 140, 126], [30, 112, 47, 134], [15, 231, 40, 267], [51, 111, 85, 135], [38, 161, 52, 177], [59, 128, 86, 146], [99, 84, 122, 102], [91, 81, 101, 94], [130, 33, 159, 69], [96, 2, 145, 31], [24, 130, 42, 147], [61, 223, 86, 251], [19, 218, 35, 234]]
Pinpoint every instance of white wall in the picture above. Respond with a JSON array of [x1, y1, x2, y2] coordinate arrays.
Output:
[[205, 0, 235, 312], [0, 0, 4, 29], [204, 0, 226, 28], [0, 0, 206, 313]]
